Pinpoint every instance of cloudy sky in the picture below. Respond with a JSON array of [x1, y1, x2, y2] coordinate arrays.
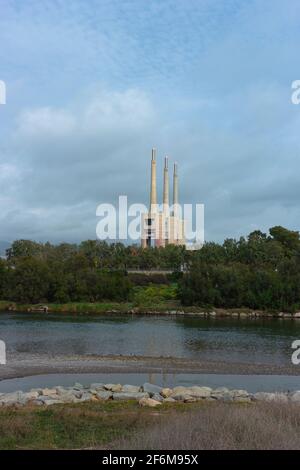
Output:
[[0, 0, 300, 244]]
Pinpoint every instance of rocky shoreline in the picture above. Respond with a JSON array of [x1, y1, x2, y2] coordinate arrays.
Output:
[[1, 382, 300, 408]]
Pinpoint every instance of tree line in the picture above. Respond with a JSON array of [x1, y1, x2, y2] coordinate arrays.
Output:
[[179, 226, 300, 311], [0, 240, 186, 304], [0, 225, 300, 311]]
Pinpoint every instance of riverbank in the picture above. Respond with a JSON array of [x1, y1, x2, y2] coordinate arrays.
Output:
[[1, 300, 300, 318], [1, 353, 300, 382], [0, 383, 300, 450]]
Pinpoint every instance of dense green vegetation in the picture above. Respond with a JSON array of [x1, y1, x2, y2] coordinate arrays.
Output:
[[1, 225, 300, 311], [0, 240, 184, 304], [179, 226, 300, 312]]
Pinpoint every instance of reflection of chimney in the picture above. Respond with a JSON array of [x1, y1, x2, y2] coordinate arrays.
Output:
[[150, 148, 157, 213], [163, 156, 169, 214], [173, 162, 178, 216]]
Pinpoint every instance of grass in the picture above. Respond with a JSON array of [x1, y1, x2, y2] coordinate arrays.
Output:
[[0, 285, 180, 314], [0, 297, 291, 316], [0, 400, 300, 450], [0, 400, 161, 450], [0, 300, 134, 314], [114, 401, 300, 450]]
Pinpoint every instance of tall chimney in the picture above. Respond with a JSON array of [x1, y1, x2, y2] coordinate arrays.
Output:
[[163, 156, 169, 215], [150, 148, 157, 213], [173, 162, 178, 216]]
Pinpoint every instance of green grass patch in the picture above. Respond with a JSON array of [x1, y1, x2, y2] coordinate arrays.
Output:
[[0, 400, 196, 450]]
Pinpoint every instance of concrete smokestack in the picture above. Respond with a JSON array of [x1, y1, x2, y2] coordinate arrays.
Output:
[[173, 162, 178, 216], [150, 148, 157, 213], [163, 156, 169, 214]]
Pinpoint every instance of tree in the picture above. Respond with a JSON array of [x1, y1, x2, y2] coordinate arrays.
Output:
[[269, 226, 300, 252], [0, 259, 8, 298], [6, 240, 44, 263], [10, 258, 51, 303]]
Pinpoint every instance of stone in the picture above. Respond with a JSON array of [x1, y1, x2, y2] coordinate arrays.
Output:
[[213, 387, 230, 394], [29, 388, 43, 395], [0, 391, 24, 405], [122, 384, 141, 393], [254, 392, 276, 402], [66, 389, 83, 399], [188, 386, 212, 398], [254, 392, 288, 403], [95, 391, 112, 401], [211, 387, 230, 399], [163, 397, 176, 403], [139, 397, 162, 407], [56, 391, 82, 403], [56, 386, 68, 395], [24, 391, 40, 400], [78, 392, 93, 402], [160, 388, 173, 398], [294, 312, 300, 318], [231, 389, 249, 398], [171, 393, 192, 402], [142, 383, 162, 396], [73, 382, 84, 390], [40, 398, 65, 406], [290, 391, 300, 402], [113, 392, 149, 401], [171, 386, 188, 396], [40, 388, 58, 396], [31, 399, 44, 406], [151, 393, 164, 402], [221, 393, 233, 402], [183, 396, 197, 403], [90, 383, 105, 391], [233, 397, 252, 403], [104, 383, 123, 392]]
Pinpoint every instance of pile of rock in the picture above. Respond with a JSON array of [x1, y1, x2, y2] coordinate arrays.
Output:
[[0, 383, 300, 408]]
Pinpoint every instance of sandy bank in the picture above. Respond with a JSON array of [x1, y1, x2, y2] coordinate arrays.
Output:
[[1, 353, 299, 381]]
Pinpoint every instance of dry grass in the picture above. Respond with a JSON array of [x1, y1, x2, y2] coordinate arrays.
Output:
[[114, 401, 300, 450], [1, 400, 300, 450]]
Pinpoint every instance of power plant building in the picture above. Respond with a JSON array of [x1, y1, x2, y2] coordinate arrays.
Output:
[[141, 149, 185, 248]]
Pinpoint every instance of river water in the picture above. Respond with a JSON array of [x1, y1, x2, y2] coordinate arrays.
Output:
[[1, 311, 300, 365]]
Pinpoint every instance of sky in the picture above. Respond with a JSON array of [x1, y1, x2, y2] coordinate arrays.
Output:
[[0, 0, 300, 244]]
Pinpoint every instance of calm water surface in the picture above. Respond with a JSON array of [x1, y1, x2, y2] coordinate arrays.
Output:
[[1, 311, 300, 365], [0, 372, 300, 393]]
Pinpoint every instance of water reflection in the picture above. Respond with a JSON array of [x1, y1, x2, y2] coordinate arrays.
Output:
[[1, 312, 300, 365]]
